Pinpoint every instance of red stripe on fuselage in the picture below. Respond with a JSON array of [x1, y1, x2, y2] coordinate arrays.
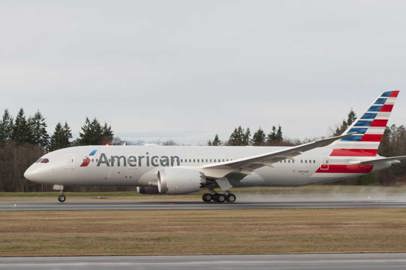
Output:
[[316, 164, 374, 174], [380, 104, 394, 112], [361, 134, 383, 142], [391, 90, 400, 97], [330, 149, 378, 157], [370, 119, 388, 127]]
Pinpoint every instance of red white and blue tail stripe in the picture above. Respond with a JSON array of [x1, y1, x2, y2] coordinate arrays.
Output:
[[316, 90, 400, 174]]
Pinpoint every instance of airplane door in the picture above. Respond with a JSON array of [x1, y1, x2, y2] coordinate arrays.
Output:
[[60, 155, 75, 172], [67, 155, 75, 170]]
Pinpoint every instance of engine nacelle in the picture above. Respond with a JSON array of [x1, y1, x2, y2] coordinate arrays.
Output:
[[137, 186, 160, 194], [157, 168, 203, 194]]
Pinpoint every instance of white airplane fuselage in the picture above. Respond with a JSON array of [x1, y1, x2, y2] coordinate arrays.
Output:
[[24, 145, 389, 188]]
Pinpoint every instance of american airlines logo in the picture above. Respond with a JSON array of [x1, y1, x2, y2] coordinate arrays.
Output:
[[80, 150, 98, 167], [80, 150, 181, 168]]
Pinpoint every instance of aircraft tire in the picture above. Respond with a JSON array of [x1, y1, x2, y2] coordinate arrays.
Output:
[[227, 193, 237, 203], [216, 194, 226, 203], [202, 193, 213, 203], [58, 194, 66, 203]]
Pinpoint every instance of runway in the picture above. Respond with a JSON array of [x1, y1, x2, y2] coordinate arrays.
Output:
[[2, 200, 406, 211], [1, 254, 406, 270]]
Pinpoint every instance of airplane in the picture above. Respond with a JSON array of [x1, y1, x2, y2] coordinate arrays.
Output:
[[24, 90, 406, 203]]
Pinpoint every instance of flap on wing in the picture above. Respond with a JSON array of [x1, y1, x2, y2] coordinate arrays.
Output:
[[201, 134, 350, 178]]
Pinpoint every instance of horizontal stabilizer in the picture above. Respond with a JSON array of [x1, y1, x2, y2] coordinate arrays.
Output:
[[354, 156, 406, 166]]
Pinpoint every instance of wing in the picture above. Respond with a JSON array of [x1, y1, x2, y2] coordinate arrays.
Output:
[[201, 134, 349, 178], [356, 156, 406, 166]]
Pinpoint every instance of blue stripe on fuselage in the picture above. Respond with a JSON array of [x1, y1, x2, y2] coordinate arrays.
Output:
[[354, 120, 372, 127], [348, 128, 368, 134], [361, 113, 377, 119], [341, 135, 363, 141], [374, 98, 387, 105], [368, 105, 383, 112]]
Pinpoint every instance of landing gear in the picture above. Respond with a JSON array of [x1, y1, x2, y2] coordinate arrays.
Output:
[[227, 193, 236, 203], [53, 185, 66, 203], [58, 194, 66, 203], [202, 192, 237, 204], [202, 193, 213, 203]]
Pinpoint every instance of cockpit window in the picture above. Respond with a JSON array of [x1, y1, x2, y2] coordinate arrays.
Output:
[[37, 158, 50, 164]]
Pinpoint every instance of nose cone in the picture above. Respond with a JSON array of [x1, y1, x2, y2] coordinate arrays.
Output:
[[24, 165, 39, 182], [24, 164, 52, 183]]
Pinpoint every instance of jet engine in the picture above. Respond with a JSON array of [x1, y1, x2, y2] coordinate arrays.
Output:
[[157, 168, 204, 194]]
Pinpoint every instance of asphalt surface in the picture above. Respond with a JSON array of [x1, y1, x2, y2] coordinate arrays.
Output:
[[2, 200, 406, 211], [1, 254, 406, 270]]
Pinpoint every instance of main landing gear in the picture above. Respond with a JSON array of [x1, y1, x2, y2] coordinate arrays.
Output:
[[202, 192, 237, 204]]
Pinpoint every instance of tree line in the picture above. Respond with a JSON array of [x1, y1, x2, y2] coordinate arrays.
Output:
[[208, 110, 358, 147], [0, 109, 114, 150], [209, 125, 287, 146]]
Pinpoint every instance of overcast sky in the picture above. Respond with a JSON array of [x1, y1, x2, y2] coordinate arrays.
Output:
[[1, 0, 406, 144]]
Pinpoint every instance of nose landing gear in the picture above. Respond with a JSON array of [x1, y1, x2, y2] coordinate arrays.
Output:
[[202, 192, 237, 204], [58, 193, 66, 203], [53, 185, 66, 203]]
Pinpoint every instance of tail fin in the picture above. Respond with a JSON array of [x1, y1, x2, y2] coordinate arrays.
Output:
[[330, 90, 400, 157]]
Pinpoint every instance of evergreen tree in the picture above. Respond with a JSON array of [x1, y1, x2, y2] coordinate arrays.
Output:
[[243, 128, 251, 146], [334, 110, 357, 136], [275, 126, 283, 143], [101, 123, 114, 145], [11, 109, 33, 144], [379, 127, 393, 156], [28, 111, 49, 148], [78, 118, 100, 145], [228, 126, 245, 146], [347, 110, 357, 126], [78, 118, 113, 145], [212, 134, 221, 146], [252, 128, 266, 146], [49, 122, 72, 151], [266, 126, 277, 145], [0, 109, 13, 143]]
